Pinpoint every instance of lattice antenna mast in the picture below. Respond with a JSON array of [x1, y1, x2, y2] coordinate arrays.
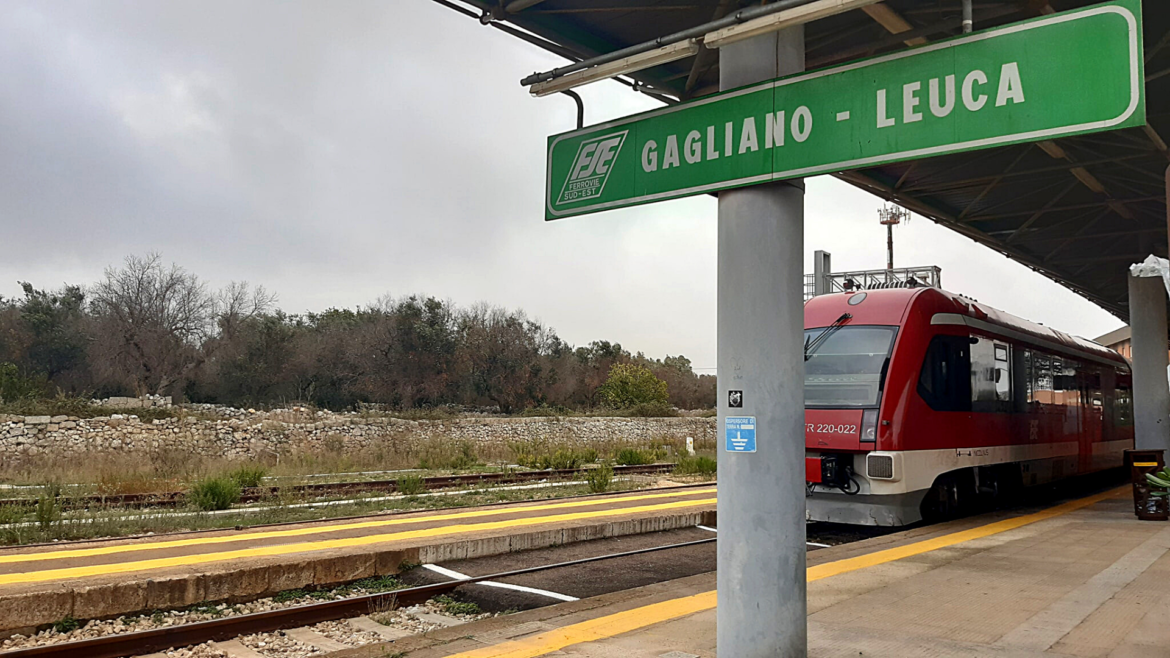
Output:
[[878, 204, 911, 270]]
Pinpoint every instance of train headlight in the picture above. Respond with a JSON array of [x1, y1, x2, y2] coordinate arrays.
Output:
[[860, 408, 878, 443]]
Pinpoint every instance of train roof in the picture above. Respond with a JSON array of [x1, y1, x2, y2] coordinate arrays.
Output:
[[806, 287, 1127, 366]]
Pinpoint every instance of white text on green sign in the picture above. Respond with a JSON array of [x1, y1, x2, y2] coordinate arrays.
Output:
[[544, 1, 1143, 219]]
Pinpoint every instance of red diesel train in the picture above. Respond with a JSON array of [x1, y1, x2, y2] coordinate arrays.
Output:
[[804, 287, 1132, 526]]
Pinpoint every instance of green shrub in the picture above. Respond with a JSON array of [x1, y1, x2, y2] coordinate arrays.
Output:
[[674, 455, 717, 476], [227, 465, 267, 489], [189, 477, 241, 511], [597, 363, 669, 409], [396, 474, 426, 495], [511, 440, 597, 470], [35, 484, 63, 530], [0, 363, 47, 403], [545, 449, 584, 470], [585, 462, 614, 493], [614, 447, 653, 466]]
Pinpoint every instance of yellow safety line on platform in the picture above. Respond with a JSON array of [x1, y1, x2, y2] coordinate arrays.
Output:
[[446, 486, 1125, 658], [0, 487, 716, 567], [0, 496, 717, 585]]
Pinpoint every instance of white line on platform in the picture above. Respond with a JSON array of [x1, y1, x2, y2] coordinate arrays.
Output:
[[422, 563, 579, 602], [696, 525, 718, 533], [807, 541, 831, 548]]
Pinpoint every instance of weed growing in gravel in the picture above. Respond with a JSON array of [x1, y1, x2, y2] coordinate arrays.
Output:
[[51, 616, 79, 634], [226, 465, 267, 489], [432, 594, 481, 616], [396, 474, 426, 495], [674, 455, 717, 477], [35, 484, 62, 530], [272, 589, 307, 603], [188, 477, 240, 511], [585, 462, 614, 493], [342, 576, 403, 594], [0, 503, 28, 526]]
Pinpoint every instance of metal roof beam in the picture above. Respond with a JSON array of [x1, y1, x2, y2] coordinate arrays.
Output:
[[861, 3, 928, 46], [965, 195, 1165, 222], [1005, 180, 1081, 244], [683, 0, 736, 98], [902, 153, 1158, 194], [957, 146, 1032, 220]]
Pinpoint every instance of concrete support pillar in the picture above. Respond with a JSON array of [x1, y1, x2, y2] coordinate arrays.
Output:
[[1128, 272, 1170, 453], [717, 26, 807, 658]]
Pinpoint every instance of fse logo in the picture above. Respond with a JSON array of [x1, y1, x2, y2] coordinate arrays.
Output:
[[556, 131, 627, 206]]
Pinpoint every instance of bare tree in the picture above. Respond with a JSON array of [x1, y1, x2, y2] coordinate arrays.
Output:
[[89, 253, 273, 396]]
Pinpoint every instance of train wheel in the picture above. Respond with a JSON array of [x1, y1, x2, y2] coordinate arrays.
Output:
[[922, 474, 960, 521], [922, 470, 980, 521]]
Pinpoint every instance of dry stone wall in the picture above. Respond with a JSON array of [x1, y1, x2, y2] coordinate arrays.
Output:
[[0, 409, 716, 462]]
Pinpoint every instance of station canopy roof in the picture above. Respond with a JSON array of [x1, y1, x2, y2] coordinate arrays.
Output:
[[442, 0, 1170, 322]]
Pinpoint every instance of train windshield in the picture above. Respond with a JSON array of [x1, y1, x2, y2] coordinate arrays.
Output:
[[804, 325, 896, 408]]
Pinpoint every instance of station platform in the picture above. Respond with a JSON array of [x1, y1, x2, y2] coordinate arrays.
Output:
[[0, 486, 716, 634], [357, 487, 1170, 658]]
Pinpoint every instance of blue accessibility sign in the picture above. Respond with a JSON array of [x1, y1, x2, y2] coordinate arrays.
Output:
[[725, 416, 756, 453]]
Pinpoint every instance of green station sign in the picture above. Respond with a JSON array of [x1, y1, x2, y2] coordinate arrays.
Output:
[[545, 0, 1144, 220]]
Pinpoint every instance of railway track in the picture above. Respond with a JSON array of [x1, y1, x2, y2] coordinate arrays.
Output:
[[0, 464, 677, 511], [0, 536, 717, 658]]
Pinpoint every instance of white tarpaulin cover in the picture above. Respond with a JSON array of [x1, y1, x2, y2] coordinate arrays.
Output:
[[1129, 255, 1170, 297]]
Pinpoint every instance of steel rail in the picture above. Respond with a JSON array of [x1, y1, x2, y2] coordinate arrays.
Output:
[[0, 464, 677, 511], [0, 538, 717, 658]]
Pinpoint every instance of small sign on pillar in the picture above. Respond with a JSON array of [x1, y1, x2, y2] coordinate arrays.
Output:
[[725, 416, 756, 453]]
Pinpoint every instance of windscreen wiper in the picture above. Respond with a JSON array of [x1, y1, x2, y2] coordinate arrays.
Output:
[[804, 313, 852, 361]]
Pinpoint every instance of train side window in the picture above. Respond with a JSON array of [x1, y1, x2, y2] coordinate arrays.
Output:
[[970, 337, 1010, 412], [1052, 358, 1081, 407], [917, 336, 971, 412], [1031, 353, 1053, 404], [1116, 377, 1134, 426]]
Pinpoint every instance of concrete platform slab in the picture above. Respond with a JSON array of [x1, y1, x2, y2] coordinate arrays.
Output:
[[341, 486, 1170, 658]]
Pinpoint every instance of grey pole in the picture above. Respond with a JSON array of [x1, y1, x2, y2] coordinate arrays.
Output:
[[813, 250, 831, 297], [717, 25, 807, 658], [1128, 272, 1170, 454]]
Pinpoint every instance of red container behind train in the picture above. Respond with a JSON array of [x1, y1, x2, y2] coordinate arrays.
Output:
[[804, 287, 1132, 526]]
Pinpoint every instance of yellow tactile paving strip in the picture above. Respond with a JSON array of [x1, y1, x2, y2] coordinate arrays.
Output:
[[443, 486, 1126, 658], [0, 487, 716, 585]]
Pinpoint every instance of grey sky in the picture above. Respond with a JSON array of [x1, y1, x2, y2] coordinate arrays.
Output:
[[0, 0, 1123, 373]]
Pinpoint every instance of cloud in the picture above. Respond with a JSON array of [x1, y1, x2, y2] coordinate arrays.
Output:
[[0, 0, 1123, 372]]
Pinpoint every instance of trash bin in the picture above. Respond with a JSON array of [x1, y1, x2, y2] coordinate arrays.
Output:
[[1125, 449, 1168, 521]]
